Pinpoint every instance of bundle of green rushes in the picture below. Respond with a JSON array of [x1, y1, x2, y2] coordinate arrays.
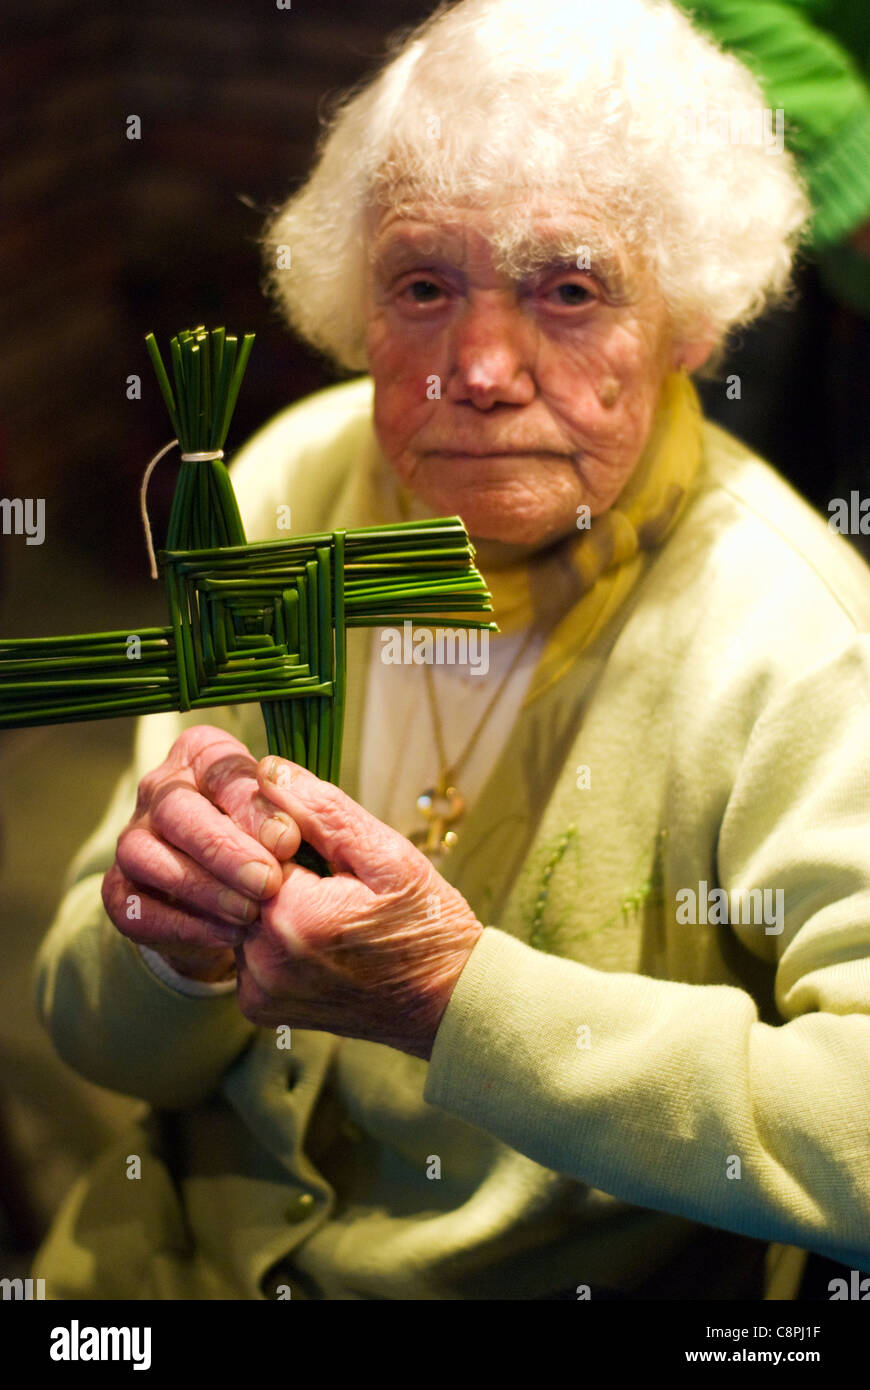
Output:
[[0, 327, 496, 774], [0, 327, 255, 731], [146, 325, 253, 553]]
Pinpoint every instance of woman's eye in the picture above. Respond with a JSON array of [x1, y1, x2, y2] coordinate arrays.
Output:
[[550, 282, 593, 307], [403, 279, 443, 303]]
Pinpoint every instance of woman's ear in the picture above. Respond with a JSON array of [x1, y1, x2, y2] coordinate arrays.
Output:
[[671, 315, 716, 374], [671, 336, 715, 374]]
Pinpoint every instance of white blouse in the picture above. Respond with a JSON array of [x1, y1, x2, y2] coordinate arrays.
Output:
[[359, 623, 546, 838]]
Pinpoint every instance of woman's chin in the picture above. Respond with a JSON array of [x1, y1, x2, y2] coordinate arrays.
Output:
[[411, 489, 570, 547], [451, 504, 574, 549]]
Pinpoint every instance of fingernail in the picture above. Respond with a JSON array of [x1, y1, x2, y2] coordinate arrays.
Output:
[[238, 862, 271, 896], [263, 756, 296, 787], [218, 887, 258, 922], [260, 815, 297, 857]]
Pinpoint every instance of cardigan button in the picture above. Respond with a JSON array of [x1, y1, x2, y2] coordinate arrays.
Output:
[[285, 1192, 316, 1223]]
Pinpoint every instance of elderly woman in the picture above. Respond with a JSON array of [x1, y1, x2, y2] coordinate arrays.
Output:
[[34, 0, 870, 1301]]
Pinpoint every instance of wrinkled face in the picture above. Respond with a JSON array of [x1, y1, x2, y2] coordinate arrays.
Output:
[[364, 203, 710, 547]]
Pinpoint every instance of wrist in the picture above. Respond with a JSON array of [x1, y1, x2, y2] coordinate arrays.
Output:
[[154, 946, 237, 983]]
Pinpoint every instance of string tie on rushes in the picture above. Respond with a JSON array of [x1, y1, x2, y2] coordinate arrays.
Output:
[[139, 439, 226, 579]]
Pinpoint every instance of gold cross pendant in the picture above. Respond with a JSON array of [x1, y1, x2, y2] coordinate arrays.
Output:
[[409, 780, 466, 861]]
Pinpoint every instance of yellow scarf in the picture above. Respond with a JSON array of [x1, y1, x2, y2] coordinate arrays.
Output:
[[361, 368, 704, 706]]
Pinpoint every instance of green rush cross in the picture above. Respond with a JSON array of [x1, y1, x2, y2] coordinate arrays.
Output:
[[0, 327, 496, 873]]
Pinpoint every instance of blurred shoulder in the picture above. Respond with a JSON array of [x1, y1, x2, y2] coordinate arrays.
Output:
[[678, 416, 870, 634]]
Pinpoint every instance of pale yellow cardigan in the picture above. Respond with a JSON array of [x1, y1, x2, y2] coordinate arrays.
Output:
[[33, 378, 870, 1299]]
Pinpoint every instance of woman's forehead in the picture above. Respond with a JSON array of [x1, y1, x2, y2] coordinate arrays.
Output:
[[366, 203, 630, 281]]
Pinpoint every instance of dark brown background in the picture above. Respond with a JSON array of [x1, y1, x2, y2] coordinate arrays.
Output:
[[2, 0, 438, 580]]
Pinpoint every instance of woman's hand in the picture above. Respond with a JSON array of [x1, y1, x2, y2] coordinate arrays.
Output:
[[101, 726, 302, 980], [233, 756, 485, 1059]]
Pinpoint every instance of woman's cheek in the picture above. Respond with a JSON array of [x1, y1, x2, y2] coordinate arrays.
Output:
[[373, 389, 440, 473], [365, 310, 410, 376], [545, 349, 658, 467]]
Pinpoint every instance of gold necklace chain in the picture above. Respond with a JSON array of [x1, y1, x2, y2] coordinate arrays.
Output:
[[407, 623, 539, 861], [388, 480, 538, 860]]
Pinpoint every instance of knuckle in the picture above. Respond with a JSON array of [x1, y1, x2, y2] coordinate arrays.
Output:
[[175, 725, 218, 760], [404, 856, 434, 897], [182, 723, 242, 754], [115, 825, 143, 876], [149, 781, 195, 834], [356, 820, 386, 857], [236, 978, 269, 1026], [165, 860, 195, 901], [198, 835, 222, 869], [101, 865, 128, 927], [198, 832, 241, 875], [100, 866, 117, 911], [134, 769, 160, 814], [317, 799, 352, 845], [320, 781, 350, 820], [198, 752, 256, 809]]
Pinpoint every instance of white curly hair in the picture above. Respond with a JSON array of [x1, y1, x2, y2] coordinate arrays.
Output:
[[262, 0, 811, 372]]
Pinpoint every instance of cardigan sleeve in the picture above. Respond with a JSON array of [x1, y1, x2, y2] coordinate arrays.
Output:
[[677, 0, 870, 247], [33, 709, 257, 1109], [424, 635, 870, 1271]]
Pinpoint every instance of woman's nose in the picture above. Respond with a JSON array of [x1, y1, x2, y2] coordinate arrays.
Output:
[[446, 298, 536, 408]]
